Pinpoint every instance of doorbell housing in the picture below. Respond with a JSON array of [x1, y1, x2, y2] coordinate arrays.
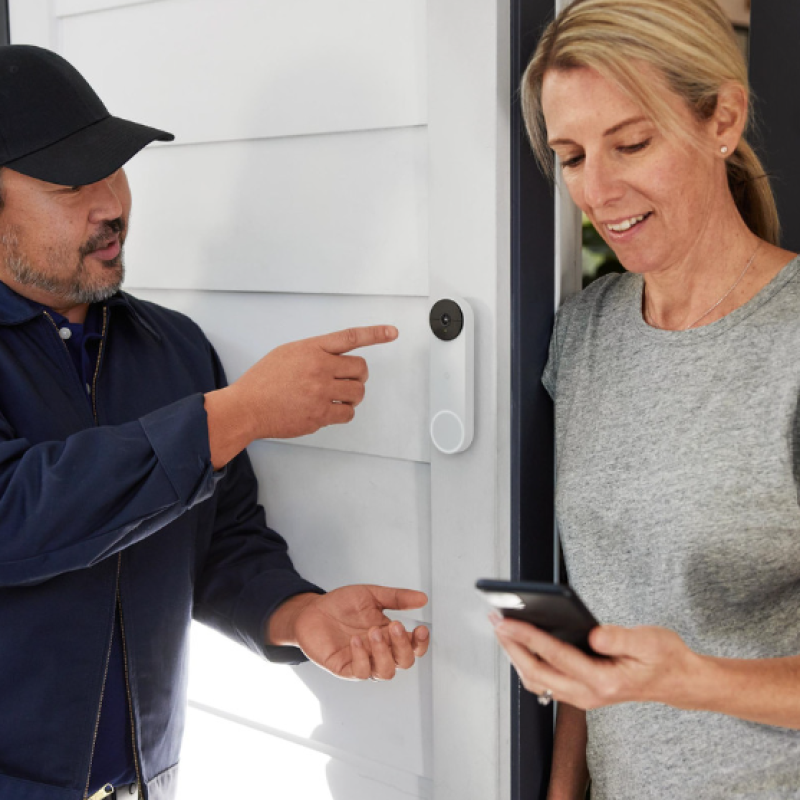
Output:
[[429, 297, 474, 454]]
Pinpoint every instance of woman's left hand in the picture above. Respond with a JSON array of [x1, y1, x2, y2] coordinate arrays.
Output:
[[493, 617, 702, 710]]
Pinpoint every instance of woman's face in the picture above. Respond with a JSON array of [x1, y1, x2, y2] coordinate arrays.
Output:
[[541, 67, 725, 276]]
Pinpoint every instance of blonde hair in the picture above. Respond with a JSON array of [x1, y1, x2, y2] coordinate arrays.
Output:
[[521, 0, 780, 245]]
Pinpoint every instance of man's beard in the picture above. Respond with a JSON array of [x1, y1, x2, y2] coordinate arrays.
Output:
[[1, 219, 126, 305]]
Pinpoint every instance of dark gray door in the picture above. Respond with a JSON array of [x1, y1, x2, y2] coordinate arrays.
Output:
[[511, 2, 557, 799], [749, 3, 800, 250]]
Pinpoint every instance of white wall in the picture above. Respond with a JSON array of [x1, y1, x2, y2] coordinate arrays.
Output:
[[10, 1, 512, 797]]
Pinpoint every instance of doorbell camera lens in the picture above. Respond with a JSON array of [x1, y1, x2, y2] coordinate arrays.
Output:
[[430, 299, 464, 341]]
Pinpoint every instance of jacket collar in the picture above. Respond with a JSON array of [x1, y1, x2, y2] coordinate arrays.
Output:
[[0, 279, 158, 339]]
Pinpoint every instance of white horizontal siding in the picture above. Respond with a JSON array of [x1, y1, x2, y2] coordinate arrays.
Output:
[[129, 288, 432, 463], [58, 0, 427, 145], [187, 623, 432, 780], [250, 442, 432, 605], [123, 130, 428, 296]]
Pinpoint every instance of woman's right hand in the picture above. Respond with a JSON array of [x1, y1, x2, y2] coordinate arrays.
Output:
[[494, 617, 699, 711]]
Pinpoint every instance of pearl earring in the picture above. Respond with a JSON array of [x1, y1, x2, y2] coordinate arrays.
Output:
[[721, 145, 729, 155]]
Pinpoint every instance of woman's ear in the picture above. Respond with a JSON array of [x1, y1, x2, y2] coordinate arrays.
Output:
[[712, 81, 748, 151]]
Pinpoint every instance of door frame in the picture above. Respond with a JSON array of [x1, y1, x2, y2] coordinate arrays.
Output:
[[510, 1, 557, 799]]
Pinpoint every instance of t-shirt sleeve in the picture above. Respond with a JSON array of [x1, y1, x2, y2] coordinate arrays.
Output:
[[541, 309, 563, 400]]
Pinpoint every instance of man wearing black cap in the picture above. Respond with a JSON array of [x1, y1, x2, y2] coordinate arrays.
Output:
[[0, 45, 429, 800]]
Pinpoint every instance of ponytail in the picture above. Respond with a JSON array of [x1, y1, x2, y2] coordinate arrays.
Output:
[[727, 141, 780, 245]]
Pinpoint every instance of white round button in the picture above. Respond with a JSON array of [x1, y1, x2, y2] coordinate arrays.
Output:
[[59, 327, 72, 340], [430, 410, 465, 454]]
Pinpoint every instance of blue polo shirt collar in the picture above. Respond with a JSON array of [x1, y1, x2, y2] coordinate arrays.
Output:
[[0, 280, 160, 339]]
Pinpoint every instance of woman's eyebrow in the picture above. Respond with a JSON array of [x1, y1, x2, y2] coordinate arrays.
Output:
[[548, 115, 649, 147], [603, 115, 648, 137]]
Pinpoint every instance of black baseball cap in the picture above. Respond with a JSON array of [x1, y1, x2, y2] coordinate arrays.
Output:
[[0, 44, 174, 186]]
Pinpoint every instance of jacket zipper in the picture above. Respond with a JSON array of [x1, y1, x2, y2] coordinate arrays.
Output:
[[58, 307, 142, 799], [87, 784, 114, 800], [119, 592, 144, 796], [76, 306, 117, 800], [92, 309, 144, 798], [83, 556, 121, 800]]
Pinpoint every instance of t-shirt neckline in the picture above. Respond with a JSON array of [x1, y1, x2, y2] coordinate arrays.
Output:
[[629, 254, 800, 343]]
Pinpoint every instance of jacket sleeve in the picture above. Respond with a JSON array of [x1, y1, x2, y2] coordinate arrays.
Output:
[[192, 448, 324, 663], [0, 393, 221, 587]]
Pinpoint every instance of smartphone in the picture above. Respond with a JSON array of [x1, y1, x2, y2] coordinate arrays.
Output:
[[476, 579, 601, 656]]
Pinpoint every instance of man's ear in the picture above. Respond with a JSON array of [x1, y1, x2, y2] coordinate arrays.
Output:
[[712, 81, 748, 150]]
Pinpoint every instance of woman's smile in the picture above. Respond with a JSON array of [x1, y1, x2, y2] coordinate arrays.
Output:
[[603, 212, 651, 234]]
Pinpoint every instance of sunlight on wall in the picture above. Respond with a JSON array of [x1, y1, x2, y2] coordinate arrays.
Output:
[[178, 707, 334, 798], [187, 621, 323, 737], [179, 704, 428, 800], [181, 622, 433, 798]]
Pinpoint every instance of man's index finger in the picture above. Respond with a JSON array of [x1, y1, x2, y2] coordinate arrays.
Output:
[[317, 325, 398, 355]]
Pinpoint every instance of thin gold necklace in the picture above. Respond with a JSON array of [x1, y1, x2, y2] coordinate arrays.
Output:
[[644, 241, 762, 331]]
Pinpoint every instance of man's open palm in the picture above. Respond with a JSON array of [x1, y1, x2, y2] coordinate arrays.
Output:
[[293, 585, 429, 681]]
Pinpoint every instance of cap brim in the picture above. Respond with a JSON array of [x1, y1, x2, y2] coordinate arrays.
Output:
[[3, 115, 174, 186]]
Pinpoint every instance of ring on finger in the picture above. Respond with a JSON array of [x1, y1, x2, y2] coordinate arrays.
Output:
[[537, 688, 554, 706]]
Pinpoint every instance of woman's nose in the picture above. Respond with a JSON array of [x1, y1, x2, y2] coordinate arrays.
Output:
[[581, 155, 623, 210]]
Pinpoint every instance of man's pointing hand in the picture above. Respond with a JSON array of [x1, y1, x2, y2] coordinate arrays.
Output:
[[205, 325, 398, 468]]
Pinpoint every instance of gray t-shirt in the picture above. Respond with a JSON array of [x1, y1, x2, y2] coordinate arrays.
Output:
[[543, 256, 800, 799]]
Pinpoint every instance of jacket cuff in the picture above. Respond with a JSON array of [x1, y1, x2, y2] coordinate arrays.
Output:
[[139, 394, 216, 505], [232, 571, 325, 664]]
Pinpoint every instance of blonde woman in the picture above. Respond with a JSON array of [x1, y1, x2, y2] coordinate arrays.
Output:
[[492, 1, 800, 798]]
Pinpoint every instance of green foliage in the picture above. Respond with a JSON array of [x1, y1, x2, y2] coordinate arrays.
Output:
[[582, 215, 623, 288]]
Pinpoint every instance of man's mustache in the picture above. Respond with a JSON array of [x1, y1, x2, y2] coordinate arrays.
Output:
[[80, 218, 125, 258]]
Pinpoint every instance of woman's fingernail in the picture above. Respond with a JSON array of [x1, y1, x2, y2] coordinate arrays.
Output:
[[370, 628, 383, 643]]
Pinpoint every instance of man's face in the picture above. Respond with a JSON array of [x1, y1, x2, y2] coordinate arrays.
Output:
[[0, 167, 132, 312]]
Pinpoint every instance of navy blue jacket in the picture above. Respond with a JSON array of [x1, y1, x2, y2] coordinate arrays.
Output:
[[0, 282, 320, 800]]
